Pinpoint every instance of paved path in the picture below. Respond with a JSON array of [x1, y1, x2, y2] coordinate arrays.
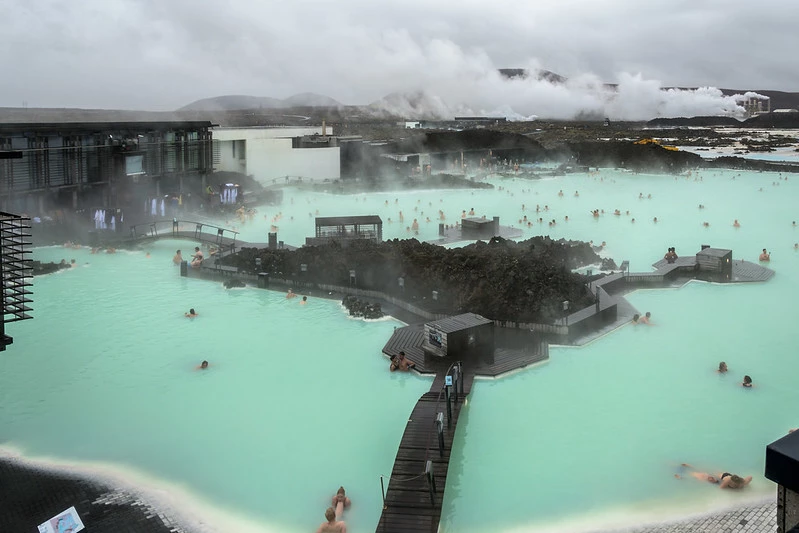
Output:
[[592, 499, 776, 533]]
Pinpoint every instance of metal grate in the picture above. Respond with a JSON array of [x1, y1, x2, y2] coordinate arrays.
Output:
[[0, 212, 33, 350]]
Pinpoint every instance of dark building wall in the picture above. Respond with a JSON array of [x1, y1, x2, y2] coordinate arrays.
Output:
[[0, 122, 213, 214]]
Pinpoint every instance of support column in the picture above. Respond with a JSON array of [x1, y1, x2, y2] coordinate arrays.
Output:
[[72, 190, 78, 210]]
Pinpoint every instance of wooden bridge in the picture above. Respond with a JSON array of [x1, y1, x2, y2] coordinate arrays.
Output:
[[376, 363, 474, 533], [128, 219, 242, 253]]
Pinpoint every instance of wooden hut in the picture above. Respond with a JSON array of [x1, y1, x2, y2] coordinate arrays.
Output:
[[696, 247, 732, 282], [423, 313, 494, 360]]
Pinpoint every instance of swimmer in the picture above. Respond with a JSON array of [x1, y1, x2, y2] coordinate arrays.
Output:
[[317, 507, 346, 533], [639, 311, 652, 324], [197, 360, 209, 370], [331, 486, 352, 519], [106, 247, 116, 254], [742, 375, 753, 388], [676, 464, 752, 489], [173, 250, 183, 264], [145, 252, 151, 258], [759, 248, 770, 262], [717, 361, 728, 373], [70, 259, 77, 268], [390, 351, 416, 372], [185, 308, 198, 318], [286, 289, 297, 299], [653, 217, 658, 223], [300, 296, 308, 305], [733, 219, 740, 228], [632, 314, 640, 324]]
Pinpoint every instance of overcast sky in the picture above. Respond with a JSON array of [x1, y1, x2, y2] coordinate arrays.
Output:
[[1, 0, 796, 112]]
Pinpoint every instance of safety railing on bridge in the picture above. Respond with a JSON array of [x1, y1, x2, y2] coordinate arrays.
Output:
[[129, 219, 240, 251]]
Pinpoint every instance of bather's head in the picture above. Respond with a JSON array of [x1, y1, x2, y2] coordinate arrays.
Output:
[[325, 507, 336, 522], [337, 486, 346, 496], [719, 361, 728, 372], [189, 308, 195, 315], [200, 360, 208, 369]]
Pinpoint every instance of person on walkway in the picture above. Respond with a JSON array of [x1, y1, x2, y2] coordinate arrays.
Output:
[[331, 486, 351, 519], [316, 507, 346, 533]]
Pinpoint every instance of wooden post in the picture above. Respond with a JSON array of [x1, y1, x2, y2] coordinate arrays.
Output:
[[425, 460, 436, 505], [436, 413, 444, 458]]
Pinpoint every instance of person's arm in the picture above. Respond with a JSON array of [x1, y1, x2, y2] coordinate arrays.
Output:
[[743, 476, 752, 486], [719, 476, 732, 489]]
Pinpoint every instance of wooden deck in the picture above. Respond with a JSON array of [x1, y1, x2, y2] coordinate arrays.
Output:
[[426, 224, 523, 246], [376, 369, 473, 533], [383, 324, 549, 378]]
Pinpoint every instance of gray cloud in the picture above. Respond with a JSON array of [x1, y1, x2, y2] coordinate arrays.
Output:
[[0, 0, 796, 117]]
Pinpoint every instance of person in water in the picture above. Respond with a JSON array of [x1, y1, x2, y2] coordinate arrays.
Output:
[[331, 486, 352, 519], [185, 308, 198, 318], [300, 295, 308, 305], [173, 250, 183, 264], [718, 361, 728, 373], [759, 248, 770, 261], [676, 464, 752, 489], [316, 507, 346, 533], [197, 360, 209, 370], [191, 246, 204, 267], [639, 312, 652, 325], [390, 351, 416, 372], [286, 289, 297, 299], [742, 375, 753, 388], [632, 314, 640, 324]]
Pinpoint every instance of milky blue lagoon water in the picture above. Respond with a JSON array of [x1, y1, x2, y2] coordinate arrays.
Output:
[[3, 167, 798, 532]]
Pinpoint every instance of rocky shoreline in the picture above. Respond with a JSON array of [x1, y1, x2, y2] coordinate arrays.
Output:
[[220, 236, 605, 324]]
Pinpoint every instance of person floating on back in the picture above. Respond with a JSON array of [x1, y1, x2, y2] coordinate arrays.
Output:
[[316, 507, 346, 533]]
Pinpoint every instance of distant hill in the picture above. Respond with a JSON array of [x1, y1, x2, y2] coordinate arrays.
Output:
[[180, 93, 342, 111]]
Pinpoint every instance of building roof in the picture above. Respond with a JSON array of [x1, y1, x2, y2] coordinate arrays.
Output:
[[697, 247, 732, 257], [315, 215, 382, 226], [462, 217, 493, 225], [426, 313, 492, 333], [0, 121, 214, 134]]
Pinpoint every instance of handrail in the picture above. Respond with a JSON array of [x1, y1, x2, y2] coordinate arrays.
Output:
[[129, 219, 239, 240]]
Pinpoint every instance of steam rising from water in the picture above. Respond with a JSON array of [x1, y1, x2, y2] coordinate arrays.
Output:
[[360, 39, 764, 121]]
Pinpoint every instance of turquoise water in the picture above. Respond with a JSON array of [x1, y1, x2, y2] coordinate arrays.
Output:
[[2, 167, 798, 532], [1, 242, 431, 533]]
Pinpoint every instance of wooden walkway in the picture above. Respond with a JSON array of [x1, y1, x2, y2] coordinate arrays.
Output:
[[426, 224, 523, 246], [376, 366, 475, 533], [383, 324, 549, 378]]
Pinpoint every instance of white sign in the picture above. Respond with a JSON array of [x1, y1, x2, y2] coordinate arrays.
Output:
[[38, 506, 85, 533]]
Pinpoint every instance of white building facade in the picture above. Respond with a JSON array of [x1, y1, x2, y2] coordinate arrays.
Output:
[[212, 126, 340, 185]]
